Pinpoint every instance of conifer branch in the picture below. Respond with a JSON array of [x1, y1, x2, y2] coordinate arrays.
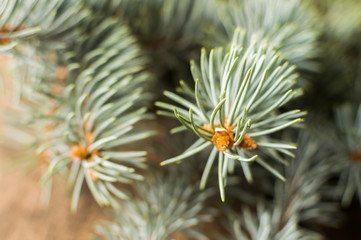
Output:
[[0, 0, 87, 52], [214, 0, 319, 70], [224, 206, 321, 240], [325, 103, 361, 207], [33, 21, 155, 211], [223, 134, 340, 239], [158, 29, 304, 200], [93, 173, 215, 240]]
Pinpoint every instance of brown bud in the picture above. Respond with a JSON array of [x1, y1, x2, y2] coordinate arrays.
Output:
[[50, 83, 63, 94], [351, 151, 361, 163], [212, 130, 234, 152], [55, 66, 67, 82], [199, 123, 215, 134], [238, 134, 257, 150], [71, 145, 87, 159]]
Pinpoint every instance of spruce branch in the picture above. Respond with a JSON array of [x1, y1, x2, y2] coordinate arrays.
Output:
[[223, 134, 339, 239], [157, 30, 304, 201], [0, 0, 88, 100], [274, 133, 341, 229], [224, 206, 321, 240], [215, 0, 318, 71], [0, 0, 87, 52], [324, 103, 361, 207], [119, 0, 216, 52], [93, 173, 215, 240], [37, 22, 155, 211], [116, 0, 219, 80]]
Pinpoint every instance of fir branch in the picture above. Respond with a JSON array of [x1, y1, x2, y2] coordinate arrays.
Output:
[[115, 0, 219, 80], [93, 173, 215, 240], [223, 134, 339, 239], [37, 22, 155, 211], [324, 103, 361, 207], [119, 0, 216, 52], [0, 0, 88, 100], [214, 0, 319, 71], [274, 134, 341, 229], [224, 206, 321, 240], [0, 0, 87, 52], [158, 30, 304, 201]]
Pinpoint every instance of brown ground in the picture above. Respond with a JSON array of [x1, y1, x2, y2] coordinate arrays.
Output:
[[0, 147, 107, 240]]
